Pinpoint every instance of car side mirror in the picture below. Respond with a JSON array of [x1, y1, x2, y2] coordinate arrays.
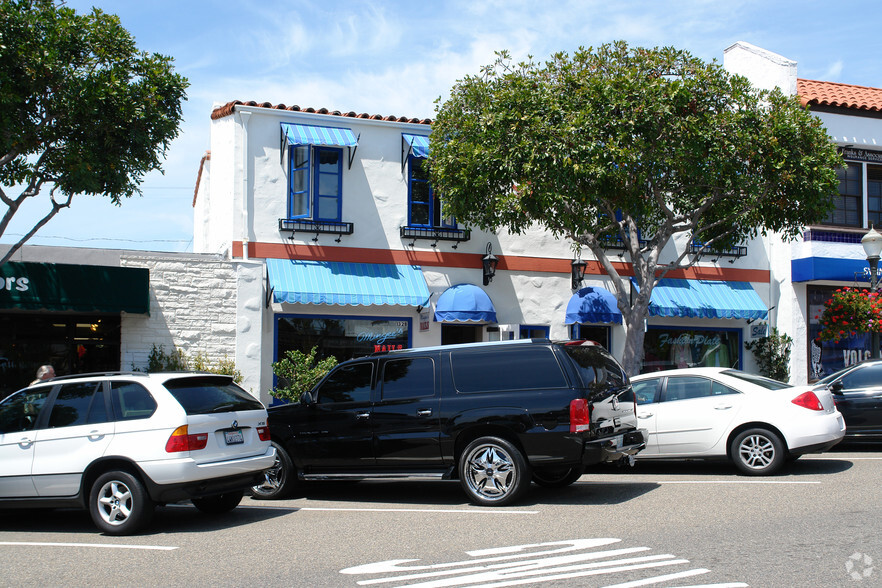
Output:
[[300, 390, 315, 405], [830, 381, 844, 393]]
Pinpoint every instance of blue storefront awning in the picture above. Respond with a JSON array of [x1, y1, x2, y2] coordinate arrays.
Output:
[[792, 256, 877, 283], [434, 284, 497, 323], [266, 259, 429, 306], [281, 122, 359, 147], [402, 134, 430, 158], [565, 286, 622, 324], [633, 278, 768, 320]]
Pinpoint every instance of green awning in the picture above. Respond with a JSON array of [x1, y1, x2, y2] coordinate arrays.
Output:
[[0, 262, 149, 314]]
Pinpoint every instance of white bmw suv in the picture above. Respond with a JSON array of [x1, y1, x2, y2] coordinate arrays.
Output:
[[0, 372, 275, 535]]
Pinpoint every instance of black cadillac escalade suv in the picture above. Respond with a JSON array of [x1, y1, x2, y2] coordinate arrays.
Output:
[[253, 339, 647, 506]]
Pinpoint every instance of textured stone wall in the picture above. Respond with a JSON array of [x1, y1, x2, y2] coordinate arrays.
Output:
[[119, 255, 238, 372]]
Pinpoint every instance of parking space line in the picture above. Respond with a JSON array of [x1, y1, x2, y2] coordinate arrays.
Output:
[[657, 480, 820, 484], [0, 541, 177, 551], [299, 507, 539, 514]]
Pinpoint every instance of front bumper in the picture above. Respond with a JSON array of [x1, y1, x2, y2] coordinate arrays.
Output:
[[582, 428, 648, 465]]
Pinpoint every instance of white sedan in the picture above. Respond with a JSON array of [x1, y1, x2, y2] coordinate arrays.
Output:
[[630, 368, 845, 475]]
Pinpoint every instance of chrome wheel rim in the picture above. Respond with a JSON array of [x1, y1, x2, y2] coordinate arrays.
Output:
[[253, 453, 283, 495], [464, 443, 516, 501], [738, 434, 775, 470], [96, 480, 133, 526]]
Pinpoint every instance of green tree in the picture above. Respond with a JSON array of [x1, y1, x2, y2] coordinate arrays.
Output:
[[270, 347, 338, 403], [0, 0, 188, 263], [430, 42, 841, 375]]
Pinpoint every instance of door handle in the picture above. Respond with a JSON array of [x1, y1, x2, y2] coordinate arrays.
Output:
[[356, 412, 370, 420], [17, 437, 34, 448], [714, 405, 733, 410], [417, 409, 432, 417], [88, 430, 105, 440], [638, 413, 653, 419]]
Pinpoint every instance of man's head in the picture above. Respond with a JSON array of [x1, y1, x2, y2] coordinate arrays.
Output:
[[36, 365, 55, 380]]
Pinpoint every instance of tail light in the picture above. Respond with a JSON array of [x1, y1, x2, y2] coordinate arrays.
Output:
[[792, 391, 824, 411], [165, 425, 208, 453], [256, 426, 270, 441], [570, 398, 591, 433]]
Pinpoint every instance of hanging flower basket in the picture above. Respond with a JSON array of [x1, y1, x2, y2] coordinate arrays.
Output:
[[816, 287, 882, 343]]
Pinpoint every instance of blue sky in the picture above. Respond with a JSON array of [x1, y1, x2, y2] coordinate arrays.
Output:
[[5, 0, 882, 253]]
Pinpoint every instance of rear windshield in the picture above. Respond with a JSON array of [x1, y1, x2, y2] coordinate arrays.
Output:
[[721, 369, 791, 390], [163, 376, 264, 415], [563, 345, 629, 393]]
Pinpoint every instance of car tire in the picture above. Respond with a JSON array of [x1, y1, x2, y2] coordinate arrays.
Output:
[[730, 428, 786, 476], [89, 470, 154, 536], [532, 466, 584, 488], [250, 442, 295, 500], [191, 491, 244, 514], [459, 436, 531, 506]]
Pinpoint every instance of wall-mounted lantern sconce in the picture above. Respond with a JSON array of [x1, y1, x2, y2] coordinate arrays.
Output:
[[571, 258, 587, 290], [482, 243, 499, 286]]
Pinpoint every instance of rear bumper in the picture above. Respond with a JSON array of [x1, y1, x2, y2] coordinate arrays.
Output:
[[582, 428, 648, 465]]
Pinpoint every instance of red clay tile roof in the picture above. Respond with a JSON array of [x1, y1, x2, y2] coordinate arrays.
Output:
[[798, 79, 882, 113], [211, 100, 432, 125]]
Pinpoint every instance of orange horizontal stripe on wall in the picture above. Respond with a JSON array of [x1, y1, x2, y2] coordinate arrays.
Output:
[[235, 241, 770, 283]]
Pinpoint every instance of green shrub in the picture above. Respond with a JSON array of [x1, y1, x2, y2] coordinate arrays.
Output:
[[744, 327, 793, 382], [271, 347, 338, 403]]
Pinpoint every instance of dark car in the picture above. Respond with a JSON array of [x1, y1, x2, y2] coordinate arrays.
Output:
[[812, 359, 882, 441], [252, 339, 647, 506]]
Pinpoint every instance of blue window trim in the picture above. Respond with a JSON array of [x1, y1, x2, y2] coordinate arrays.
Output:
[[314, 146, 343, 222], [287, 146, 344, 222], [407, 154, 456, 229], [519, 325, 550, 339], [288, 145, 311, 219]]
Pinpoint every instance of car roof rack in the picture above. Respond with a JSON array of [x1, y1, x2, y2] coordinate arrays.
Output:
[[47, 371, 150, 382]]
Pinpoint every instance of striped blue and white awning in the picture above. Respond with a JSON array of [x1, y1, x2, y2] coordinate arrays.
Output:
[[281, 122, 359, 147], [402, 134, 430, 158], [633, 278, 768, 321], [266, 259, 430, 306]]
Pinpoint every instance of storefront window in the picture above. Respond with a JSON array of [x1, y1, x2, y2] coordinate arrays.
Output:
[[276, 315, 411, 365], [807, 286, 878, 381], [641, 327, 741, 373], [0, 313, 121, 398]]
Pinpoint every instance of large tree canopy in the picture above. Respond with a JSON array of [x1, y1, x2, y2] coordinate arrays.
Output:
[[430, 42, 841, 375], [0, 0, 188, 263]]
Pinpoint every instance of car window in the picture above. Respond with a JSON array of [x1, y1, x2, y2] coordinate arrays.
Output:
[[839, 363, 882, 390], [563, 345, 628, 391], [0, 388, 51, 434], [721, 369, 791, 390], [662, 376, 737, 402], [451, 347, 568, 393], [316, 362, 374, 404], [111, 382, 158, 420], [48, 382, 107, 428], [381, 357, 435, 400], [163, 376, 264, 415], [633, 379, 660, 405]]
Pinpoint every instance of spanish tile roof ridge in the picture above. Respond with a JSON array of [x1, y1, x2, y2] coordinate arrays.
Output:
[[797, 78, 882, 112], [211, 100, 432, 125]]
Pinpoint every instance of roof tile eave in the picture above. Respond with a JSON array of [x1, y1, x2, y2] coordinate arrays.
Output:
[[210, 100, 432, 125]]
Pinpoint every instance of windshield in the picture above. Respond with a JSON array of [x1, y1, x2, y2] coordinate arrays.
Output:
[[721, 369, 792, 390], [163, 376, 264, 415]]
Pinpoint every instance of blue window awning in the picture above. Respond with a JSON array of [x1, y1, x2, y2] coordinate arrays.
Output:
[[402, 134, 430, 158], [266, 259, 429, 306], [792, 256, 876, 283], [565, 286, 622, 324], [434, 284, 497, 323], [633, 278, 767, 320], [281, 122, 358, 147]]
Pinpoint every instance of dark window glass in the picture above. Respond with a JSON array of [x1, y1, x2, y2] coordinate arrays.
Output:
[[840, 363, 882, 390], [408, 156, 454, 229], [314, 147, 342, 221], [825, 163, 862, 227], [662, 377, 736, 401], [868, 165, 882, 227], [163, 376, 262, 415], [0, 388, 50, 434], [451, 347, 567, 393], [722, 370, 790, 390], [111, 382, 158, 420], [633, 379, 659, 405], [564, 345, 627, 390], [289, 146, 310, 218], [316, 362, 373, 404], [48, 382, 104, 428], [381, 358, 435, 400]]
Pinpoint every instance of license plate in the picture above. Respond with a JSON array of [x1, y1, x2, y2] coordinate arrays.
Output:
[[224, 429, 244, 445]]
